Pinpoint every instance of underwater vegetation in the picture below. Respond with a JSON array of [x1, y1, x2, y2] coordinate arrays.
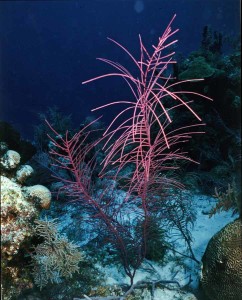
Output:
[[46, 14, 210, 288], [176, 25, 241, 196], [33, 106, 73, 152], [30, 218, 82, 290]]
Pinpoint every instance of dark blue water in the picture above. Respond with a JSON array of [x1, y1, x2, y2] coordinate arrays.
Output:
[[0, 0, 240, 139]]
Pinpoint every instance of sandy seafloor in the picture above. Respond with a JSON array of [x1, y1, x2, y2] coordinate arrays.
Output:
[[47, 190, 238, 300]]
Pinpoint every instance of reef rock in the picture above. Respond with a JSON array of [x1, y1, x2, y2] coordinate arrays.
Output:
[[1, 149, 21, 170], [1, 175, 38, 259], [201, 218, 242, 300], [0, 144, 52, 300], [22, 184, 52, 209], [16, 164, 34, 184]]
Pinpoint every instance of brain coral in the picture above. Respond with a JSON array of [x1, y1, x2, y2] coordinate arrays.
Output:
[[201, 218, 242, 300]]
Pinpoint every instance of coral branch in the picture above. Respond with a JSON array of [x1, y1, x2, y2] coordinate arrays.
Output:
[[49, 15, 211, 285]]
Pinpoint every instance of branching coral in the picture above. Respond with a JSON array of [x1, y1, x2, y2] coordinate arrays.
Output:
[[209, 181, 241, 217], [31, 218, 82, 290]]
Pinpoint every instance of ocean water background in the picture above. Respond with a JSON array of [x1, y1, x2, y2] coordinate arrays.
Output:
[[0, 0, 240, 139]]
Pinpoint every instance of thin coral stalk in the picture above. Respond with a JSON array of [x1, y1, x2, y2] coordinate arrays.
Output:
[[82, 14, 211, 263]]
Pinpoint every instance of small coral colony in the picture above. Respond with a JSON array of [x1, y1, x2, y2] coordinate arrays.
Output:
[[1, 15, 241, 300]]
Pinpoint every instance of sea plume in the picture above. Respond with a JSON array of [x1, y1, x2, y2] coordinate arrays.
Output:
[[48, 15, 212, 285]]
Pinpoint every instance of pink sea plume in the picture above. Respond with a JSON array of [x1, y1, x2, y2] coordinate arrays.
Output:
[[48, 15, 212, 286], [82, 14, 212, 195]]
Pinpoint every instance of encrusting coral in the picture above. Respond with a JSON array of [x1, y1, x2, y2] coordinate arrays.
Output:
[[22, 184, 52, 210], [1, 175, 38, 259], [1, 149, 21, 170], [0, 142, 52, 300], [179, 56, 216, 80], [15, 164, 34, 184]]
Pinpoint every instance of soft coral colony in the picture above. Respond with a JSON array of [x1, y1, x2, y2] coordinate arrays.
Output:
[[48, 14, 212, 286]]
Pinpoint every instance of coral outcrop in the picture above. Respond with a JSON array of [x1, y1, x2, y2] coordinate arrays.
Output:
[[16, 164, 34, 184], [179, 56, 216, 80], [1, 176, 38, 259], [1, 150, 21, 170], [22, 184, 52, 209], [1, 142, 52, 300]]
